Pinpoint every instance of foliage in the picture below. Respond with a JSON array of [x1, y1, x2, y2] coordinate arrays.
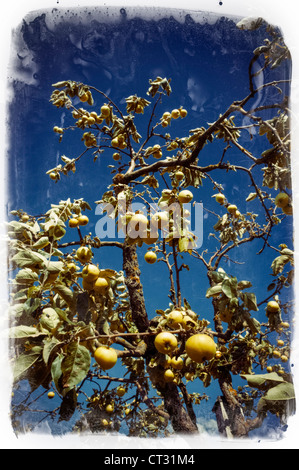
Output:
[[8, 17, 295, 438]]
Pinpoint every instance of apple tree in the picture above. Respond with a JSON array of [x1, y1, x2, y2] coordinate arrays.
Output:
[[8, 17, 295, 438]]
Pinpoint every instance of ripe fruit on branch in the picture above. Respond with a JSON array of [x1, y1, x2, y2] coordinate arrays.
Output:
[[184, 372, 194, 381], [171, 109, 180, 119], [154, 332, 178, 354], [185, 334, 217, 363], [82, 264, 100, 282], [127, 213, 148, 236], [77, 215, 89, 226], [267, 300, 280, 313], [164, 369, 175, 383], [105, 404, 114, 413], [94, 277, 110, 294], [151, 211, 169, 230], [94, 346, 118, 370], [170, 356, 184, 370], [167, 310, 184, 329], [215, 193, 226, 205], [76, 246, 93, 263], [144, 251, 157, 264], [79, 92, 89, 102], [174, 171, 184, 181], [227, 204, 238, 214], [178, 190, 193, 204], [275, 192, 289, 208], [101, 105, 110, 117], [68, 218, 79, 228], [116, 386, 126, 397], [179, 108, 188, 118], [49, 172, 57, 180], [162, 111, 172, 121]]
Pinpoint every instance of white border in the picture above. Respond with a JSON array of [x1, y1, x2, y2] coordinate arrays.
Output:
[[1, 0, 298, 450]]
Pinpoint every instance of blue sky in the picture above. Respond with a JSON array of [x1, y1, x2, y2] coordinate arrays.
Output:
[[6, 4, 296, 441]]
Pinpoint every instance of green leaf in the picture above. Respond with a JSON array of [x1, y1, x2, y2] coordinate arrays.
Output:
[[23, 298, 41, 316], [13, 347, 42, 382], [32, 237, 50, 249], [51, 354, 63, 392], [61, 342, 91, 392], [43, 337, 63, 365], [241, 372, 285, 389], [271, 255, 291, 276], [9, 325, 45, 339], [15, 268, 39, 285], [40, 308, 60, 331], [55, 307, 74, 325], [53, 284, 76, 310], [221, 278, 237, 299], [237, 281, 252, 290], [246, 192, 257, 202], [242, 292, 258, 311], [9, 303, 25, 318], [46, 261, 64, 274], [257, 382, 295, 414], [206, 284, 222, 298], [209, 269, 229, 284], [12, 249, 46, 268]]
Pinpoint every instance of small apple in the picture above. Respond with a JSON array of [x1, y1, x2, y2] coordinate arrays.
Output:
[[94, 346, 118, 370], [164, 369, 175, 383], [144, 251, 157, 264], [227, 204, 238, 214], [215, 193, 226, 205], [178, 190, 193, 204], [154, 332, 178, 354], [267, 300, 280, 313], [275, 192, 289, 208], [185, 333, 216, 363]]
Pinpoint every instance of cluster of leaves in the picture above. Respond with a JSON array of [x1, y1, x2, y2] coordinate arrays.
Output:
[[8, 199, 135, 423], [8, 20, 295, 437], [240, 372, 295, 418]]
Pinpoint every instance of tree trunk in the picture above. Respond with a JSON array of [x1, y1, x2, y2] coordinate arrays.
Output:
[[157, 382, 198, 434], [122, 239, 198, 434], [122, 240, 150, 333], [214, 370, 263, 438]]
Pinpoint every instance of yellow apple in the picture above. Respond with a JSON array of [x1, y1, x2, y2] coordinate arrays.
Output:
[[275, 192, 289, 208], [144, 251, 157, 264], [185, 334, 216, 363], [94, 346, 118, 370], [267, 300, 280, 313], [154, 332, 178, 354], [178, 190, 193, 204]]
